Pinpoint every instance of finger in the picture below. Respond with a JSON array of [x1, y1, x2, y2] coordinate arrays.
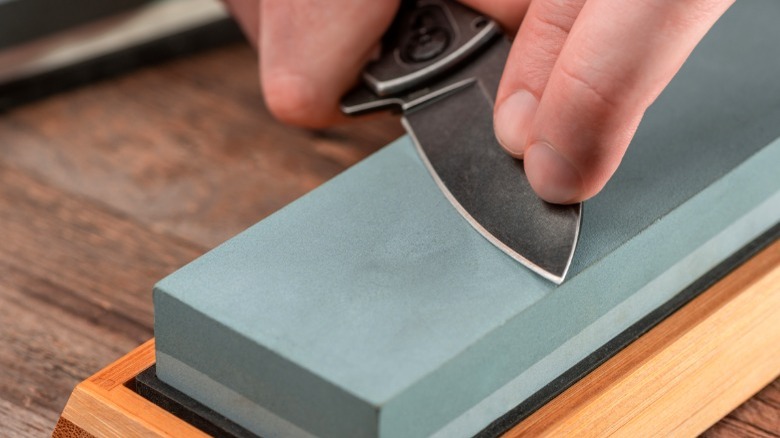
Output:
[[525, 0, 734, 203], [458, 0, 532, 32], [222, 0, 259, 46], [260, 0, 399, 128], [492, 0, 587, 157]]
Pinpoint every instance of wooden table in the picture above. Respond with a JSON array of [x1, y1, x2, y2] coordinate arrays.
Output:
[[0, 42, 777, 437]]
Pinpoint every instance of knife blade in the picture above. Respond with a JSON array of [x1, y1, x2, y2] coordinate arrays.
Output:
[[341, 0, 582, 283]]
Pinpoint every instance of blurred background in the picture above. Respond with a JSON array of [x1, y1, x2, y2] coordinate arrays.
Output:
[[1, 0, 239, 108]]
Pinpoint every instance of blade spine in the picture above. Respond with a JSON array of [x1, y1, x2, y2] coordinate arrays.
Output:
[[402, 77, 476, 112], [402, 116, 571, 284]]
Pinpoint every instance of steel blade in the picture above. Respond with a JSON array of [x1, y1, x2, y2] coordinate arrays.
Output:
[[403, 82, 581, 283]]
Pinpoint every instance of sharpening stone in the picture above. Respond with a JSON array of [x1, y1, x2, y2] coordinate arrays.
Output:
[[154, 2, 780, 437]]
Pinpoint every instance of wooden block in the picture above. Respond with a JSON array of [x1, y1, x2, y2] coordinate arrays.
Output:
[[53, 238, 780, 437]]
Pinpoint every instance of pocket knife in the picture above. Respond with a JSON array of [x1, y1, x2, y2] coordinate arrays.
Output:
[[341, 0, 582, 284]]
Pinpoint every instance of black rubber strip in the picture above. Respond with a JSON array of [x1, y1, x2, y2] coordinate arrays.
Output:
[[134, 365, 256, 438]]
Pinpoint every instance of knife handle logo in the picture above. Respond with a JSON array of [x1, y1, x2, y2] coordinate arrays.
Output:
[[342, 0, 501, 114]]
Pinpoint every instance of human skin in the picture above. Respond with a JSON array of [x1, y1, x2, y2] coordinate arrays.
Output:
[[223, 0, 734, 204]]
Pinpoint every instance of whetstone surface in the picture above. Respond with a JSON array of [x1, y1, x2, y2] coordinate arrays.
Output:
[[154, 2, 780, 437]]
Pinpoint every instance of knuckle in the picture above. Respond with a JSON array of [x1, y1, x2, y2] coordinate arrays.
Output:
[[530, 0, 581, 38], [262, 74, 331, 128], [557, 58, 623, 112]]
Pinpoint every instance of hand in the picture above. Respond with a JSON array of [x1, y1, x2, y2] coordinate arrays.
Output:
[[489, 0, 734, 203], [222, 0, 524, 127], [224, 0, 400, 128], [225, 0, 734, 204]]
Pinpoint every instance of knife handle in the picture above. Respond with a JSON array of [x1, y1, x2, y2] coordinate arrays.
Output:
[[360, 0, 499, 97]]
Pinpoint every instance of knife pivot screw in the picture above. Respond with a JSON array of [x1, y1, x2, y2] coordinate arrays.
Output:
[[472, 16, 488, 30], [403, 27, 450, 62], [402, 7, 451, 63]]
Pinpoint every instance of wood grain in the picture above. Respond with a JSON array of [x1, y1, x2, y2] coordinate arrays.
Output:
[[0, 163, 202, 434], [704, 381, 780, 438], [0, 41, 775, 437], [52, 418, 95, 438], [56, 340, 208, 438], [505, 239, 780, 437], [0, 44, 403, 248]]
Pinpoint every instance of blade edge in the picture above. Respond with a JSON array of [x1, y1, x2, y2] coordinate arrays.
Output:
[[403, 116, 578, 284], [401, 78, 581, 283]]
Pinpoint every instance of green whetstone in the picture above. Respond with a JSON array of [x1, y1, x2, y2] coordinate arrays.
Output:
[[154, 2, 780, 437]]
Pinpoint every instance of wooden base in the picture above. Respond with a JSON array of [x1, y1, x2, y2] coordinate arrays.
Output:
[[53, 239, 780, 437], [52, 340, 207, 438]]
